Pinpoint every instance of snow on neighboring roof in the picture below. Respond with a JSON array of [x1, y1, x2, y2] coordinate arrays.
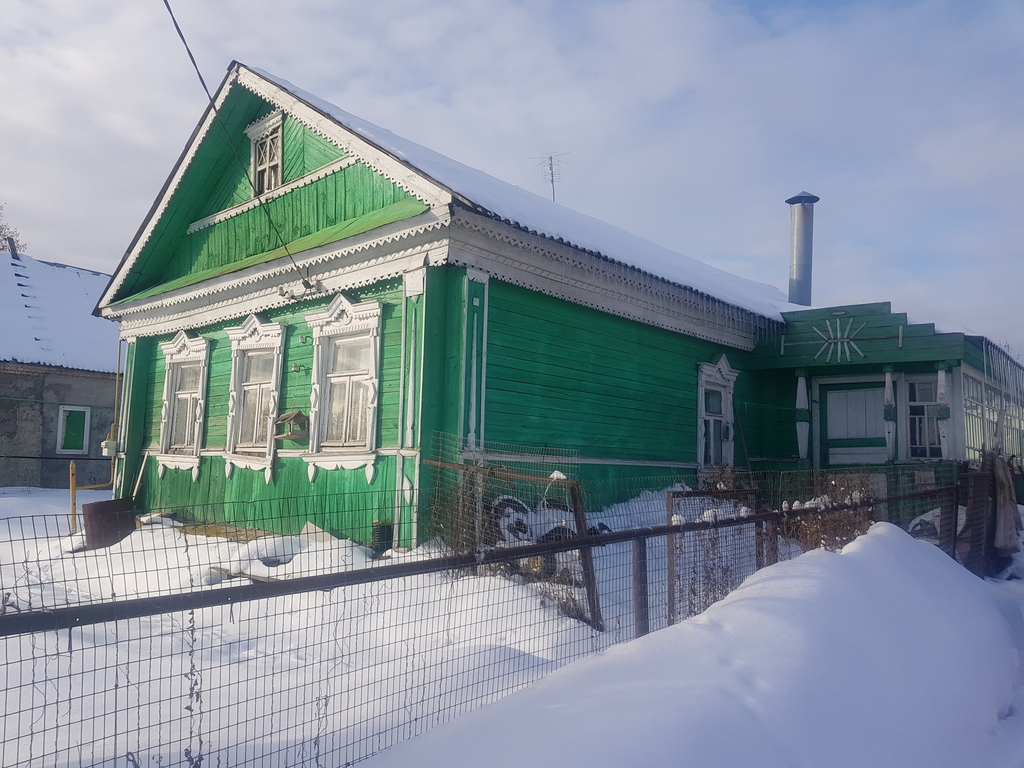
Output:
[[0, 251, 119, 373], [252, 67, 795, 320]]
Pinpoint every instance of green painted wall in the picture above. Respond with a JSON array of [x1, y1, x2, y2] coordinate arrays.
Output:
[[135, 280, 409, 541], [483, 280, 731, 463], [110, 84, 418, 303]]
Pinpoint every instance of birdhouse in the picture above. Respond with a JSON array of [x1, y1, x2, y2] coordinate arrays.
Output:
[[274, 410, 309, 441]]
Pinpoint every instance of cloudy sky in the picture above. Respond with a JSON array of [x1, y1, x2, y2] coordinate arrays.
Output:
[[2, 0, 1023, 356]]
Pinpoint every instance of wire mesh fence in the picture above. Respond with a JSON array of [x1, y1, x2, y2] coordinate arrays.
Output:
[[0, 465, 970, 766]]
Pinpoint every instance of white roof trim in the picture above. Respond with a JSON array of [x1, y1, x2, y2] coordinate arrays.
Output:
[[100, 64, 452, 311]]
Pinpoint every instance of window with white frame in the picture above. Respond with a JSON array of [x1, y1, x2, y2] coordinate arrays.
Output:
[[697, 355, 738, 468], [170, 362, 203, 451], [245, 111, 283, 197], [907, 378, 943, 458], [237, 351, 276, 449], [56, 405, 90, 455], [323, 336, 373, 447], [225, 316, 284, 461], [702, 388, 726, 466], [158, 331, 210, 458], [306, 294, 381, 455]]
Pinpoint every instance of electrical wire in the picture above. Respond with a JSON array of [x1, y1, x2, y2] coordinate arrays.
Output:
[[160, 0, 313, 291]]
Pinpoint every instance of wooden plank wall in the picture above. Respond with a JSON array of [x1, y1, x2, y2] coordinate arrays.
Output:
[[134, 281, 409, 539], [482, 281, 736, 464]]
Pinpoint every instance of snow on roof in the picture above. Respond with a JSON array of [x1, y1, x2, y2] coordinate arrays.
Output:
[[253, 67, 795, 320], [0, 251, 119, 373]]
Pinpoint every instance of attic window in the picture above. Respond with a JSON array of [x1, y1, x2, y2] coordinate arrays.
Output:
[[245, 111, 284, 196]]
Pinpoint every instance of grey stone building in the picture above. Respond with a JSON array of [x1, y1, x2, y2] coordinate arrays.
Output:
[[0, 246, 119, 487]]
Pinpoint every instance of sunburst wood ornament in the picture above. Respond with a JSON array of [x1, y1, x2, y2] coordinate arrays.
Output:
[[812, 318, 867, 363]]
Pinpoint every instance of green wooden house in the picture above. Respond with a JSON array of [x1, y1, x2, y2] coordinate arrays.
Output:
[[749, 302, 1024, 471], [96, 62, 1023, 545], [95, 62, 801, 545]]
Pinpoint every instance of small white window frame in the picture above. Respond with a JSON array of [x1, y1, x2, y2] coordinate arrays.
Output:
[[304, 293, 381, 482], [157, 331, 209, 480], [225, 315, 284, 483], [905, 375, 945, 460], [697, 354, 738, 468], [245, 111, 284, 197], [56, 405, 91, 455]]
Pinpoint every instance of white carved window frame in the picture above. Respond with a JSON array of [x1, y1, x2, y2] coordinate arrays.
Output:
[[156, 331, 209, 480], [224, 315, 284, 483], [698, 354, 739, 468], [245, 110, 284, 197], [303, 293, 382, 483]]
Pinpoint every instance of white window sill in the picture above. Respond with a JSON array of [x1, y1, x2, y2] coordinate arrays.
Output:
[[155, 453, 200, 481], [303, 452, 377, 483], [224, 453, 273, 484]]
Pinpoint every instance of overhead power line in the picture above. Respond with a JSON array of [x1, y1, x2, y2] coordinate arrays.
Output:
[[159, 0, 312, 291]]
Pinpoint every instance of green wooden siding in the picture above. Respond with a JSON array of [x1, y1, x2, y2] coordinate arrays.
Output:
[[752, 303, 965, 370], [111, 85, 418, 303], [482, 281, 734, 463], [158, 164, 416, 287], [138, 452, 398, 542], [135, 281, 410, 540]]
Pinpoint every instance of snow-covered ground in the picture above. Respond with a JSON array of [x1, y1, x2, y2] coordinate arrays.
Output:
[[3, 487, 1024, 767], [364, 522, 1024, 768]]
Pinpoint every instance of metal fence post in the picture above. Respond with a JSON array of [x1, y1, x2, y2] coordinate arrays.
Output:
[[666, 492, 677, 626], [632, 538, 650, 637]]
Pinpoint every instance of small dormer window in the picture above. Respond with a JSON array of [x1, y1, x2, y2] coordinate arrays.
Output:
[[245, 111, 284, 197]]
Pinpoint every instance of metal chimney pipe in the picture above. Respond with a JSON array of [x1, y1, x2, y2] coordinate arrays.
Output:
[[786, 192, 819, 306]]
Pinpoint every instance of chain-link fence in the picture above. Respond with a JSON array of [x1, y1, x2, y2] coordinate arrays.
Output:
[[0, 465, 972, 766]]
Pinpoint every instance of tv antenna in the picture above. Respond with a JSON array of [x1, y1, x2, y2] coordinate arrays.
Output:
[[532, 153, 569, 202]]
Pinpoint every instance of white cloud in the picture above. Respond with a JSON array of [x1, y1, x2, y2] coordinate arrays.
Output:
[[1, 0, 1022, 355]]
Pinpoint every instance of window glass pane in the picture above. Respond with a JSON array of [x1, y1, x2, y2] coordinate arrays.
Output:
[[177, 363, 200, 392], [909, 381, 936, 402], [256, 385, 271, 443], [704, 389, 723, 415], [326, 379, 349, 443], [244, 352, 274, 383], [172, 394, 195, 447], [332, 338, 372, 373], [61, 409, 86, 452], [347, 381, 368, 444], [240, 388, 259, 445]]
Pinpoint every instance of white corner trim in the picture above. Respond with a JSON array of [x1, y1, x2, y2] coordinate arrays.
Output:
[[404, 266, 427, 297]]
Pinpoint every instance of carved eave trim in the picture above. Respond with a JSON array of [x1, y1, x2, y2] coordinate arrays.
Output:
[[105, 211, 450, 340], [100, 63, 453, 312], [447, 210, 774, 351], [236, 67, 451, 209]]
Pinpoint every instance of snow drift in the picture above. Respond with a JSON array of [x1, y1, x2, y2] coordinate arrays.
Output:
[[364, 523, 1024, 768]]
